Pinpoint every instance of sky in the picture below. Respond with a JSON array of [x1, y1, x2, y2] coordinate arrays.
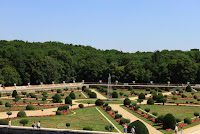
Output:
[[1, 0, 200, 53]]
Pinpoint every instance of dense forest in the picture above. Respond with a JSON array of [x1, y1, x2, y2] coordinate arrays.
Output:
[[0, 40, 200, 86]]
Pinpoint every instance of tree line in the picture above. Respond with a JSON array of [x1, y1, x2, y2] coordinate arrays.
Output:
[[0, 40, 200, 86]]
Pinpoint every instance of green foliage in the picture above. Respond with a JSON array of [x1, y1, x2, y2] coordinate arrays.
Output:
[[89, 92, 97, 98], [0, 101, 3, 105], [69, 92, 76, 99], [12, 90, 18, 97], [194, 112, 199, 118], [26, 104, 35, 110], [106, 106, 112, 111], [115, 114, 122, 119], [152, 112, 158, 116], [138, 93, 145, 99], [184, 117, 192, 124], [147, 98, 154, 105], [82, 86, 86, 91], [105, 124, 114, 132], [57, 89, 62, 93], [65, 96, 72, 104], [56, 110, 62, 115], [17, 111, 26, 117], [128, 120, 149, 134], [66, 123, 70, 128], [78, 104, 84, 108], [124, 98, 131, 105], [52, 94, 62, 103], [21, 92, 27, 96], [128, 86, 133, 91], [112, 91, 118, 98], [145, 108, 150, 113], [176, 118, 181, 123], [19, 119, 29, 126], [58, 105, 69, 111], [163, 113, 176, 129], [5, 102, 11, 107], [0, 119, 9, 125], [95, 99, 104, 106], [156, 115, 165, 123], [120, 118, 130, 125], [186, 85, 192, 92]]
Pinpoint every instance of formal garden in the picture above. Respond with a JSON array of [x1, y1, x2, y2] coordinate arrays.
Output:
[[0, 85, 200, 134]]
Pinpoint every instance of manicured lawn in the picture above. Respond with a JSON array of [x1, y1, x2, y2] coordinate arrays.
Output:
[[167, 99, 199, 104], [76, 99, 137, 105], [10, 106, 118, 132], [139, 105, 200, 120]]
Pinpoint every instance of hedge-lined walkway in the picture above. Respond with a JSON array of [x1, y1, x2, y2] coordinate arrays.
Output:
[[109, 104, 163, 134]]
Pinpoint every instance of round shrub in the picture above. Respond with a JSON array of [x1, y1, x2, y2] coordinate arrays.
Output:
[[66, 123, 70, 128], [156, 115, 165, 123], [52, 94, 62, 103], [145, 108, 150, 113], [57, 89, 62, 93], [128, 120, 149, 134], [83, 126, 93, 131], [112, 91, 118, 98], [194, 112, 199, 118], [65, 96, 72, 104], [152, 112, 158, 116], [19, 119, 29, 126], [115, 114, 122, 119], [95, 99, 104, 106], [0, 101, 3, 105], [26, 104, 35, 110], [106, 106, 112, 111], [138, 93, 145, 99], [56, 110, 62, 115], [194, 95, 197, 99], [89, 92, 97, 98], [17, 111, 26, 117], [120, 118, 130, 125], [82, 86, 87, 91], [69, 92, 76, 99], [163, 113, 176, 129], [124, 98, 131, 105], [113, 87, 117, 90], [79, 104, 84, 108], [5, 102, 11, 107], [146, 88, 151, 91], [147, 98, 154, 105], [184, 117, 192, 124]]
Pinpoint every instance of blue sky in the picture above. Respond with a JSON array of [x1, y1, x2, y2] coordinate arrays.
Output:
[[1, 0, 200, 52]]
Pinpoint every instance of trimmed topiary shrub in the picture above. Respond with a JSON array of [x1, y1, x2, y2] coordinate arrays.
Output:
[[120, 118, 130, 125], [145, 108, 150, 113], [57, 89, 62, 93], [115, 114, 122, 119], [194, 112, 199, 118], [124, 98, 131, 105], [163, 113, 176, 129], [106, 106, 112, 111], [152, 112, 158, 116], [112, 91, 118, 98], [184, 117, 192, 124], [83, 126, 93, 131], [26, 104, 35, 110], [66, 123, 70, 128], [186, 85, 192, 92], [147, 98, 154, 105], [146, 88, 151, 91], [79, 104, 84, 108], [176, 118, 181, 123], [5, 102, 11, 107], [69, 92, 76, 99], [19, 119, 29, 126], [52, 94, 62, 103], [82, 86, 87, 91], [138, 93, 145, 99], [128, 120, 149, 134], [56, 110, 62, 115], [0, 101, 3, 105], [17, 111, 26, 117], [65, 96, 72, 104], [89, 92, 97, 98], [156, 115, 165, 123], [12, 90, 18, 97], [95, 99, 104, 106]]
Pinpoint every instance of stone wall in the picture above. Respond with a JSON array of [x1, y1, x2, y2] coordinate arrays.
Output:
[[0, 125, 118, 134]]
